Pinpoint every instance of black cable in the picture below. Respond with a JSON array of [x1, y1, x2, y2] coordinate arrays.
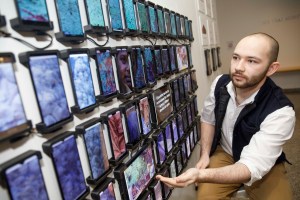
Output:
[[164, 38, 171, 45], [176, 39, 185, 45], [86, 35, 109, 47], [0, 30, 53, 50], [143, 36, 154, 46]]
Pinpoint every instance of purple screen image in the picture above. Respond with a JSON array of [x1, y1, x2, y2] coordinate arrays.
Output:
[[165, 123, 172, 153], [157, 131, 166, 164], [172, 118, 178, 144], [139, 97, 152, 135], [126, 105, 141, 144], [100, 182, 116, 200]]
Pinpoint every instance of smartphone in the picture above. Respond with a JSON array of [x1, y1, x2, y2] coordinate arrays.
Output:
[[52, 135, 87, 200], [170, 12, 177, 37], [176, 113, 184, 139], [172, 117, 179, 144], [163, 10, 171, 35], [15, 0, 50, 24], [184, 18, 190, 37], [131, 47, 146, 89], [175, 14, 182, 36], [139, 96, 152, 135], [108, 111, 126, 160], [180, 16, 186, 36], [115, 49, 133, 94], [172, 79, 180, 109], [122, 0, 137, 31], [161, 48, 170, 74], [148, 4, 158, 33], [55, 0, 84, 36], [0, 54, 28, 141], [156, 130, 166, 164], [175, 46, 188, 71], [169, 46, 176, 72], [100, 182, 116, 199], [95, 49, 118, 96], [125, 105, 141, 145], [84, 0, 105, 27], [69, 53, 96, 110], [165, 123, 172, 153], [156, 6, 165, 34], [4, 154, 48, 200], [83, 122, 110, 180], [143, 47, 156, 85], [107, 0, 123, 31], [154, 49, 163, 76], [137, 1, 149, 32], [29, 54, 71, 127]]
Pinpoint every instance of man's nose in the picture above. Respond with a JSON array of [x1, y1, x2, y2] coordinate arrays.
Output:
[[235, 59, 245, 72]]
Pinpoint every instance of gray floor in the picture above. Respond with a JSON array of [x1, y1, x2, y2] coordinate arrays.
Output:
[[170, 92, 300, 200]]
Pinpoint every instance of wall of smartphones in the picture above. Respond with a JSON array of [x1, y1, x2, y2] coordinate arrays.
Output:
[[0, 0, 222, 199]]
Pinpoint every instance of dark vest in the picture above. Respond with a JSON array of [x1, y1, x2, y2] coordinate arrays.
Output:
[[211, 74, 294, 164]]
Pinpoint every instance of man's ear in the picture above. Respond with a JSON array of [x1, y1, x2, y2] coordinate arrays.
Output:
[[266, 62, 280, 77]]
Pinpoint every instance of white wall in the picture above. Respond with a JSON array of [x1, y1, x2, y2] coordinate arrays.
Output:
[[216, 0, 300, 89], [0, 0, 220, 199]]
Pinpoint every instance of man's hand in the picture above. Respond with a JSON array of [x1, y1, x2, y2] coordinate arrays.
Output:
[[156, 168, 200, 188], [196, 154, 210, 169]]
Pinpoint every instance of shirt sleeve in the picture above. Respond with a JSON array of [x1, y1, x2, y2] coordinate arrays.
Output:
[[200, 75, 222, 125], [237, 106, 295, 186]]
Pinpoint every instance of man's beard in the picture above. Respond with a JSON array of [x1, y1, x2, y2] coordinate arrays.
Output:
[[230, 67, 269, 89]]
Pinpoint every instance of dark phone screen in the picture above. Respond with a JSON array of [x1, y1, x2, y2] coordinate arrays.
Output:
[[125, 105, 141, 144], [131, 48, 146, 89], [137, 2, 149, 32], [157, 8, 165, 34], [154, 49, 163, 76], [29, 55, 71, 127], [143, 47, 155, 84], [161, 49, 169, 73], [116, 49, 133, 94]]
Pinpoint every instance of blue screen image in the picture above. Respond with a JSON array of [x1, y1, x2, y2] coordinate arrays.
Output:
[[185, 18, 190, 37], [69, 53, 96, 110], [144, 48, 155, 84], [169, 46, 176, 71], [131, 48, 146, 89], [165, 123, 172, 153], [52, 135, 86, 200], [157, 9, 165, 34], [157, 131, 165, 164], [137, 3, 149, 32], [161, 49, 169, 73], [84, 122, 109, 180], [96, 50, 117, 96], [172, 118, 178, 144], [154, 50, 163, 75], [56, 0, 84, 36], [122, 0, 137, 30], [17, 0, 49, 22], [29, 55, 70, 127], [149, 6, 158, 33], [100, 182, 116, 200], [181, 17, 186, 36], [177, 114, 184, 138], [5, 155, 48, 200], [175, 15, 181, 35], [85, 0, 105, 27], [108, 0, 123, 31], [170, 13, 177, 36], [0, 62, 27, 132], [126, 106, 140, 144]]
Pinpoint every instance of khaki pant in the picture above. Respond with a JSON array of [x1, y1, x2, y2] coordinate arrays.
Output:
[[197, 146, 292, 200]]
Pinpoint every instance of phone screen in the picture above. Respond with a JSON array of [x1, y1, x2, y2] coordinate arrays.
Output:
[[154, 181, 162, 200], [0, 55, 27, 138], [84, 122, 109, 180], [100, 182, 116, 199], [180, 16, 186, 36], [169, 46, 176, 72], [143, 47, 155, 84], [164, 11, 171, 34], [175, 46, 188, 71], [157, 8, 165, 34], [131, 48, 146, 89], [170, 160, 176, 178], [154, 49, 163, 76], [52, 135, 87, 200], [187, 45, 193, 67], [175, 15, 181, 36], [148, 6, 158, 33], [122, 0, 137, 31], [95, 50, 117, 96], [178, 77, 185, 103], [139, 97, 152, 135], [16, 0, 50, 23], [137, 2, 149, 32], [116, 49, 133, 94], [69, 53, 96, 110], [176, 149, 182, 173], [165, 123, 172, 153], [185, 18, 190, 37], [107, 0, 123, 31], [55, 0, 84, 36], [157, 130, 166, 164], [108, 111, 126, 159], [176, 113, 184, 138], [5, 155, 48, 200], [29, 55, 70, 127], [85, 0, 105, 27], [172, 80, 180, 109], [125, 105, 141, 144], [170, 12, 177, 36], [161, 48, 169, 73]]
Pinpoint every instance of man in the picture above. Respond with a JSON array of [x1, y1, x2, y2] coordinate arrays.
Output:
[[156, 33, 295, 199]]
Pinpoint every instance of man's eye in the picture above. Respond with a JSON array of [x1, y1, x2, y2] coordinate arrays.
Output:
[[248, 60, 256, 64], [232, 56, 238, 60]]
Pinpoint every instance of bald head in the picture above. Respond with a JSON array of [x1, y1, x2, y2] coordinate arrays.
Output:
[[243, 33, 279, 65]]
